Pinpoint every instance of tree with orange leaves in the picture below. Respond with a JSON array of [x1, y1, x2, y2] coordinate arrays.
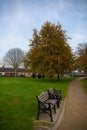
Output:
[[24, 21, 73, 78]]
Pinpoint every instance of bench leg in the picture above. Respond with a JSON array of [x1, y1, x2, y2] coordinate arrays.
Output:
[[53, 105, 56, 113], [37, 109, 40, 120], [57, 100, 60, 108], [49, 107, 53, 122]]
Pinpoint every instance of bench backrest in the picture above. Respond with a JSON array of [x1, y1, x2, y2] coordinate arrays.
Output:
[[38, 91, 49, 103], [48, 88, 55, 94]]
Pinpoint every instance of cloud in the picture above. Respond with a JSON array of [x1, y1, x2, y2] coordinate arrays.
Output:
[[78, 0, 87, 10]]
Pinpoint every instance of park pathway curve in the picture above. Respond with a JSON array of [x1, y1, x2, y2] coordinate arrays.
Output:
[[58, 77, 87, 130]]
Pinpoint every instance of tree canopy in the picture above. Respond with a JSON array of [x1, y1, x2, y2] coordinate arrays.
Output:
[[4, 48, 25, 76], [24, 21, 73, 78], [76, 42, 87, 75]]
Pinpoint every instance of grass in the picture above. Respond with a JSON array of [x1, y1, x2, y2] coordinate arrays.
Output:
[[82, 77, 87, 93], [0, 77, 75, 130]]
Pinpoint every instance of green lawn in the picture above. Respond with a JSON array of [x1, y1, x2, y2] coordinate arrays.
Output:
[[0, 77, 75, 130], [82, 77, 87, 93]]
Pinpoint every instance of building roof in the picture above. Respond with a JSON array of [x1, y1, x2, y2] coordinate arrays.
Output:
[[0, 67, 29, 73]]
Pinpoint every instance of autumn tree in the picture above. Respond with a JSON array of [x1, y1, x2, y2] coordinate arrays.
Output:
[[76, 42, 87, 75], [4, 48, 25, 76], [24, 21, 73, 78]]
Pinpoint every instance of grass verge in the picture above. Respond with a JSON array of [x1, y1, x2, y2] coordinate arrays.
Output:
[[82, 77, 87, 93]]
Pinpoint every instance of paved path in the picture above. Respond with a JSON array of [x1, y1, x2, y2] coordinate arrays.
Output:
[[58, 77, 87, 130]]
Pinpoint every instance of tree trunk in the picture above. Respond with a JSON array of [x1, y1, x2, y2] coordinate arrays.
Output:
[[57, 73, 60, 80], [15, 69, 17, 77]]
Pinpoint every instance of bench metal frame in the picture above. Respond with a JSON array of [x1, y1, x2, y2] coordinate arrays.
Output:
[[36, 91, 57, 122]]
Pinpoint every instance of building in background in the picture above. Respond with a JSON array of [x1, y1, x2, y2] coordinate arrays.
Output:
[[0, 66, 30, 77]]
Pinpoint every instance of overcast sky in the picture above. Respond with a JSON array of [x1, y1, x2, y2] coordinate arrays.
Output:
[[0, 0, 87, 64]]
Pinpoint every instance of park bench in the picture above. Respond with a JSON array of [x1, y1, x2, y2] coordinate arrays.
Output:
[[47, 87, 62, 108], [36, 90, 58, 122]]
